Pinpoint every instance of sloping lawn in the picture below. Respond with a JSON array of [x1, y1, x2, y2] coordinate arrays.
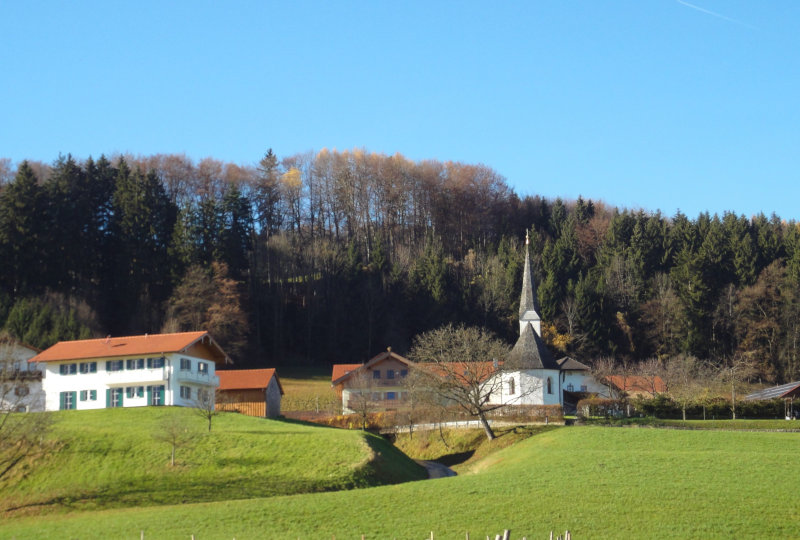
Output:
[[4, 426, 799, 539], [1, 407, 425, 514]]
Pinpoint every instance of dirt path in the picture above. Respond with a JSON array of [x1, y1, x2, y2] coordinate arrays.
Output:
[[418, 460, 457, 479]]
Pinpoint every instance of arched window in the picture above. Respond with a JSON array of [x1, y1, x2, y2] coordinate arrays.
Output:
[[547, 377, 553, 394], [508, 378, 516, 395]]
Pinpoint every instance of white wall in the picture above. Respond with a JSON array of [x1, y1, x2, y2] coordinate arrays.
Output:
[[42, 353, 219, 411]]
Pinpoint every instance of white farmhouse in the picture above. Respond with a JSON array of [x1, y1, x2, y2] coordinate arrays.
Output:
[[489, 233, 606, 411], [0, 338, 44, 412], [30, 331, 231, 411]]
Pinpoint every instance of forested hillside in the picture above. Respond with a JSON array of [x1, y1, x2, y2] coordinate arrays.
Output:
[[0, 151, 797, 382]]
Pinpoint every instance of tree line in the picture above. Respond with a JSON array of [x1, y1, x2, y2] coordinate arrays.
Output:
[[0, 150, 797, 383]]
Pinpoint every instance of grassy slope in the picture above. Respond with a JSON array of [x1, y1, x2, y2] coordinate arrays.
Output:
[[4, 426, 799, 539], [1, 407, 426, 514]]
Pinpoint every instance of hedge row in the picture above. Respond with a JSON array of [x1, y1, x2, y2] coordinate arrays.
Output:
[[577, 395, 790, 419]]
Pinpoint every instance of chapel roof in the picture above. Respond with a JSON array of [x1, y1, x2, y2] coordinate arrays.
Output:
[[508, 322, 560, 370]]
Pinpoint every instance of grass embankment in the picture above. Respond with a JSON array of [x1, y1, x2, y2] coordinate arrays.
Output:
[[393, 425, 554, 473], [1, 407, 425, 515], [5, 426, 799, 539]]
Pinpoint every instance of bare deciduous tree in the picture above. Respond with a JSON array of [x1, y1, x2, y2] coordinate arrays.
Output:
[[716, 353, 759, 420], [662, 354, 706, 421], [408, 324, 510, 441], [153, 413, 196, 467]]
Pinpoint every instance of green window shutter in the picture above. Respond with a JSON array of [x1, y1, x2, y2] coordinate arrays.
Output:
[[106, 389, 111, 408], [70, 391, 77, 410], [59, 392, 65, 410], [146, 386, 152, 405], [90, 389, 97, 400]]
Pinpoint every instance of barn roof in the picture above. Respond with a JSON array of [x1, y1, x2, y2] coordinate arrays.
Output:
[[331, 349, 411, 386], [30, 331, 230, 364], [217, 368, 283, 394], [605, 375, 666, 394], [745, 381, 800, 401]]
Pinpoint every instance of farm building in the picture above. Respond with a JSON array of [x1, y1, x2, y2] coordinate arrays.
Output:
[[0, 339, 44, 413], [331, 349, 411, 413], [745, 381, 800, 419], [604, 375, 666, 399], [30, 331, 231, 411], [217, 368, 283, 418]]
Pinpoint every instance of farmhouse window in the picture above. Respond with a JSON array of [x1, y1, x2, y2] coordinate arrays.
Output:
[[147, 357, 165, 369], [547, 377, 553, 394], [566, 383, 574, 392], [59, 391, 77, 410], [126, 358, 145, 370], [387, 369, 395, 379], [580, 385, 587, 392], [79, 362, 97, 374], [106, 360, 124, 372], [372, 370, 380, 379], [60, 363, 77, 375], [148, 385, 165, 406], [107, 387, 124, 408], [180, 358, 192, 371], [14, 385, 29, 397], [180, 386, 192, 399], [508, 378, 516, 395], [400, 369, 408, 377], [198, 362, 209, 375], [386, 391, 396, 400]]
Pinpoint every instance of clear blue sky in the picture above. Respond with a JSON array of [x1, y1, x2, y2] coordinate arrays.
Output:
[[2, 1, 799, 220]]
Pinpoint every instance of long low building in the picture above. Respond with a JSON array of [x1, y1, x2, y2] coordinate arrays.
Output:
[[29, 331, 231, 411]]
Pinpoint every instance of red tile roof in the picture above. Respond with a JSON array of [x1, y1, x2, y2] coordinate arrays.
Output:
[[217, 368, 283, 394], [606, 375, 666, 394], [30, 331, 229, 363], [331, 364, 363, 384]]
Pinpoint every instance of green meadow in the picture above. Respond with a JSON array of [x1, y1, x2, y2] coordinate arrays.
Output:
[[1, 407, 425, 514], [3, 424, 799, 539]]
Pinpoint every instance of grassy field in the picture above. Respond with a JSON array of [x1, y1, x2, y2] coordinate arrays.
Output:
[[3, 426, 798, 539], [279, 366, 340, 413], [0, 407, 425, 515]]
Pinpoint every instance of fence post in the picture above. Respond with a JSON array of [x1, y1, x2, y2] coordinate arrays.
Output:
[[502, 530, 510, 540]]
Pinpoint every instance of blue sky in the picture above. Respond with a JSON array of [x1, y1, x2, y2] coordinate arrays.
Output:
[[2, 1, 799, 220]]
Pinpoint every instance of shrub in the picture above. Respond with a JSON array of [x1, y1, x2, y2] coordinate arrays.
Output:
[[577, 398, 624, 418]]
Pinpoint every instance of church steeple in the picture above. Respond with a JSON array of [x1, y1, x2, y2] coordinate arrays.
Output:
[[519, 231, 542, 337]]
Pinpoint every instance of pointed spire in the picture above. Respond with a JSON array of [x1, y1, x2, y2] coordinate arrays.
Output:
[[519, 232, 540, 318], [519, 231, 542, 336]]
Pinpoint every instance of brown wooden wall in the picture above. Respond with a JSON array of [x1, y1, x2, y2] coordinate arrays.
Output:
[[217, 389, 266, 417]]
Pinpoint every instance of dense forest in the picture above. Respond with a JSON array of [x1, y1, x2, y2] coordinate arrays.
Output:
[[0, 150, 798, 383]]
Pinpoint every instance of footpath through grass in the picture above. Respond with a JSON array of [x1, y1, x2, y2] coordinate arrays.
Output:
[[4, 426, 798, 539], [1, 407, 425, 515]]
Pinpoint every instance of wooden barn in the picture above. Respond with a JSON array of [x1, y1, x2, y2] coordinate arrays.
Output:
[[216, 368, 283, 418]]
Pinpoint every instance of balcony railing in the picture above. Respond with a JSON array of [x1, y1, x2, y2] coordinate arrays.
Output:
[[175, 369, 219, 386]]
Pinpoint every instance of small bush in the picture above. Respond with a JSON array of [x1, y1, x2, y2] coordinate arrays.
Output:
[[577, 398, 624, 418]]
